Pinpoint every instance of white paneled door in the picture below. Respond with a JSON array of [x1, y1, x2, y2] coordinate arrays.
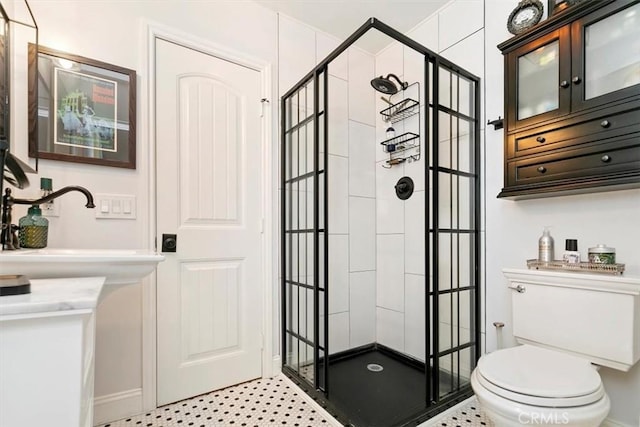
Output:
[[155, 39, 263, 406]]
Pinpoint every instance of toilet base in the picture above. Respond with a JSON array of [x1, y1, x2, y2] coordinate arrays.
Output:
[[471, 370, 610, 427]]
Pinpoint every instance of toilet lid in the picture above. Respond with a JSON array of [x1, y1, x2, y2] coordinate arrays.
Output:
[[477, 345, 602, 399]]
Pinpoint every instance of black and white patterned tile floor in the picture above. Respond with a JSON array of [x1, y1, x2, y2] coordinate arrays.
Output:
[[421, 397, 494, 427], [96, 375, 492, 427], [96, 375, 341, 427]]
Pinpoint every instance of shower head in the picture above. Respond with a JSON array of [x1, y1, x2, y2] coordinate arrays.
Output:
[[370, 74, 408, 95]]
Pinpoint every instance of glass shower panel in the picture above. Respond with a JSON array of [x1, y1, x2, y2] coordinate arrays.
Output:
[[433, 63, 479, 404], [282, 72, 327, 389], [438, 233, 452, 291], [458, 234, 472, 287], [289, 129, 298, 179], [437, 111, 452, 170], [457, 119, 475, 174], [457, 75, 475, 118], [458, 177, 473, 230]]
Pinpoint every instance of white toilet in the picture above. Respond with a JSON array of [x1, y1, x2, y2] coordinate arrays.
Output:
[[471, 268, 640, 427]]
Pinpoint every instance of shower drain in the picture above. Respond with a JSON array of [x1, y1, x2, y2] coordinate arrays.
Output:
[[367, 363, 384, 372]]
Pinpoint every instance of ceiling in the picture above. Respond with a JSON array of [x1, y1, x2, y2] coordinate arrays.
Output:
[[253, 0, 449, 54]]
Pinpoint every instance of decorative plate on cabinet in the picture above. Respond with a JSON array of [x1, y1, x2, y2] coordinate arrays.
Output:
[[507, 0, 544, 35]]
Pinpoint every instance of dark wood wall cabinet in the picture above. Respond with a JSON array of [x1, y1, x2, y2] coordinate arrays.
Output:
[[498, 0, 640, 199]]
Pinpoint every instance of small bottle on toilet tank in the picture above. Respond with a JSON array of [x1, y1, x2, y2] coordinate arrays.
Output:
[[538, 227, 554, 262], [563, 239, 580, 264]]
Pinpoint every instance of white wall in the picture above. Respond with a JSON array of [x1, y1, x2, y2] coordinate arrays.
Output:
[[7, 0, 278, 423]]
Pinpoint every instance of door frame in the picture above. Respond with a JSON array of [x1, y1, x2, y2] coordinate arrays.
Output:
[[141, 20, 274, 411]]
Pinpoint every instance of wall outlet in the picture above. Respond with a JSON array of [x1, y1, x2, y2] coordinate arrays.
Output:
[[95, 194, 136, 219]]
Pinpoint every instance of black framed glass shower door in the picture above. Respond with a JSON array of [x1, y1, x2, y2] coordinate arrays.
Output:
[[281, 69, 329, 392]]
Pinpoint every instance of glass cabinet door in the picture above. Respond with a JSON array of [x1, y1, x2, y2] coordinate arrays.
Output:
[[572, 0, 640, 110], [507, 28, 571, 130], [517, 40, 560, 120]]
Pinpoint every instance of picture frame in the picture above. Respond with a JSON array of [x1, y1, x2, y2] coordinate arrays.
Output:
[[28, 44, 136, 169]]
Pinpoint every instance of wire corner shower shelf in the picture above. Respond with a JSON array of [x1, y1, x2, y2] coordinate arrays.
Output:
[[380, 98, 420, 123]]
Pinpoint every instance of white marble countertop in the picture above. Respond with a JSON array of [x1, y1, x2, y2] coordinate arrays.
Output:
[[0, 277, 105, 317]]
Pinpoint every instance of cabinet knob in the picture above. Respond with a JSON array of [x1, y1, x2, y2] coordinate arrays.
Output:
[[572, 76, 582, 84], [600, 120, 610, 128], [537, 166, 547, 173], [536, 136, 546, 143], [559, 80, 570, 88], [601, 155, 611, 163]]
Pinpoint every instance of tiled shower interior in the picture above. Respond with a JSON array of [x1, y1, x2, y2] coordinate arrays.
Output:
[[281, 19, 479, 427]]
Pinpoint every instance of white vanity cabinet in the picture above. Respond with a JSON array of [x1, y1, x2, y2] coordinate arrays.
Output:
[[0, 277, 104, 427]]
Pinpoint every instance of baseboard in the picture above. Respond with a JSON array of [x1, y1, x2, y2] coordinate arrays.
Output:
[[602, 418, 634, 427], [93, 388, 143, 426]]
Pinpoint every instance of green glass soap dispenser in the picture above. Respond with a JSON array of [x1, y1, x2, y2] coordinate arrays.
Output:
[[18, 205, 49, 248]]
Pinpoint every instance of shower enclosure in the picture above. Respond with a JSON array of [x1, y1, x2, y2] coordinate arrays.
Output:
[[281, 18, 480, 427]]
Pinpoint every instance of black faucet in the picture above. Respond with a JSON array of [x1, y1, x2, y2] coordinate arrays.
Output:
[[1, 186, 95, 250]]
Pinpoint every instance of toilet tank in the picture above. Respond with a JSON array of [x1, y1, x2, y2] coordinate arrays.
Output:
[[503, 268, 640, 371]]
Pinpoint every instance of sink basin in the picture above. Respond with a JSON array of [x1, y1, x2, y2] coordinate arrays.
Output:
[[0, 249, 165, 285]]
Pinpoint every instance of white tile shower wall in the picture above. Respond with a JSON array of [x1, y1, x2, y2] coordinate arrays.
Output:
[[405, 273, 426, 361], [348, 121, 376, 198], [404, 190, 426, 276], [376, 165, 406, 235], [349, 271, 377, 347], [328, 155, 349, 235], [349, 197, 377, 272], [348, 48, 376, 126], [372, 0, 488, 367], [329, 312, 350, 354], [328, 235, 349, 315], [328, 76, 349, 157], [377, 307, 405, 350], [318, 35, 378, 354], [376, 234, 405, 313]]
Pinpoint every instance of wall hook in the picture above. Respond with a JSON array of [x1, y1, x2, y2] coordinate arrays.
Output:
[[487, 116, 503, 130]]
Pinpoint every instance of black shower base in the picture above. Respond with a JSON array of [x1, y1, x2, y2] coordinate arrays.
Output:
[[283, 344, 473, 427], [327, 345, 428, 427]]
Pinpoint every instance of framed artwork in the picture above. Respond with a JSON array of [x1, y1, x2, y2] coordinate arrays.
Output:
[[28, 44, 136, 169]]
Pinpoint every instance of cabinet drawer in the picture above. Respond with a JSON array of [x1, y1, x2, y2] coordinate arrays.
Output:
[[508, 136, 640, 186], [509, 109, 640, 158]]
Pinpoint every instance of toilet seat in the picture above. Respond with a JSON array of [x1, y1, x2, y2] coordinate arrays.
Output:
[[475, 345, 605, 408]]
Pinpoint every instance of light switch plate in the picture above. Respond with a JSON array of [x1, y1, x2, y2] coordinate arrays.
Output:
[[95, 194, 136, 219], [41, 200, 59, 217]]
